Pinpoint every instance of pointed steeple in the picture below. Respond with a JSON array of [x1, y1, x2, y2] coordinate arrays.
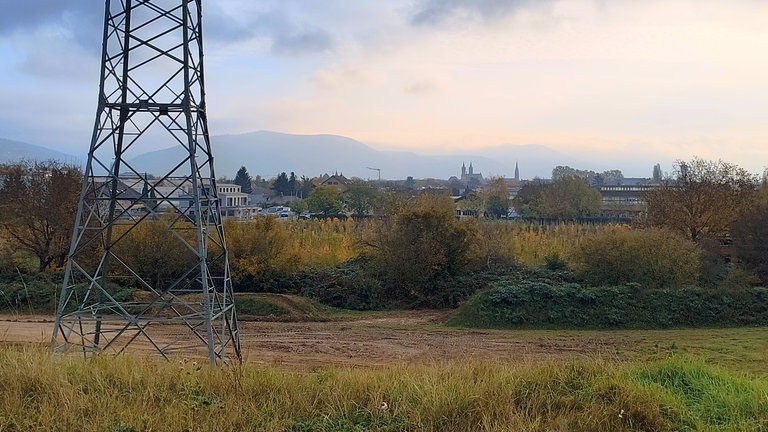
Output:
[[514, 161, 520, 182]]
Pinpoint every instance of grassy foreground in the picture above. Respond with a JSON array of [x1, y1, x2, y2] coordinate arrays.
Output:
[[0, 347, 766, 431]]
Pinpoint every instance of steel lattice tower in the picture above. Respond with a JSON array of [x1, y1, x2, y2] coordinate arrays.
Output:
[[51, 0, 240, 364]]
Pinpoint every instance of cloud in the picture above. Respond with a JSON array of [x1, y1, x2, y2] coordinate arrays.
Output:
[[404, 81, 437, 95], [203, 5, 335, 55], [409, 0, 544, 26], [0, 1, 84, 35], [271, 28, 334, 55], [0, 1, 101, 52], [2, 2, 335, 57]]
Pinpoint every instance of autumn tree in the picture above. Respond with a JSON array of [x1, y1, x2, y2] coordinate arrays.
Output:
[[644, 158, 757, 242], [370, 194, 478, 306], [233, 166, 253, 194], [111, 216, 198, 288], [731, 181, 768, 283], [0, 161, 82, 272]]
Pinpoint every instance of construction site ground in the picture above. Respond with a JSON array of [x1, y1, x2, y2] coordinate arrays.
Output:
[[3, 308, 767, 373]]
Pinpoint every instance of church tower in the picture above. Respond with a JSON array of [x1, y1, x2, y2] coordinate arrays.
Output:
[[514, 161, 520, 182]]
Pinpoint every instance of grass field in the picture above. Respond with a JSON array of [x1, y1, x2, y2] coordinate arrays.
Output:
[[2, 307, 768, 431], [0, 345, 766, 431]]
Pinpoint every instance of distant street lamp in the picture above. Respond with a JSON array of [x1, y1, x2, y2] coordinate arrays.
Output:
[[367, 167, 381, 181]]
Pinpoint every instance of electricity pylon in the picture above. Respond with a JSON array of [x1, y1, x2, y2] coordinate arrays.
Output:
[[51, 0, 240, 365]]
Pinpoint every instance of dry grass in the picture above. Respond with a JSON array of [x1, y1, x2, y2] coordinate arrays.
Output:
[[0, 345, 766, 431]]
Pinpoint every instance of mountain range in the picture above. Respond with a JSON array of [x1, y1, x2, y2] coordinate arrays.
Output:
[[1, 131, 656, 180], [0, 137, 83, 167]]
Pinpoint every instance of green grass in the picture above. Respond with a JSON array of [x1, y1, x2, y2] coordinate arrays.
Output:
[[0, 346, 766, 431]]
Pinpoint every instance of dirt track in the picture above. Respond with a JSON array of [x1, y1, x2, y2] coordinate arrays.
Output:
[[1, 311, 627, 368]]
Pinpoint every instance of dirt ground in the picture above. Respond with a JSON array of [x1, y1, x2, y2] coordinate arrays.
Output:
[[0, 311, 634, 368], [4, 311, 767, 371]]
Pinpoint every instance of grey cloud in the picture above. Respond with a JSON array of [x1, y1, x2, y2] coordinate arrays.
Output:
[[1, 1, 105, 54], [204, 4, 259, 43], [2, 2, 335, 57], [271, 28, 334, 55], [0, 2, 84, 35], [410, 0, 543, 26], [205, 6, 335, 55]]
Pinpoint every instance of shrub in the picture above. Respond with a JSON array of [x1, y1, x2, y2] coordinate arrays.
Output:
[[368, 194, 479, 307], [448, 274, 768, 329], [575, 227, 700, 290]]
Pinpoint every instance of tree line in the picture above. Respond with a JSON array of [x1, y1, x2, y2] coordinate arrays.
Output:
[[1, 158, 767, 311]]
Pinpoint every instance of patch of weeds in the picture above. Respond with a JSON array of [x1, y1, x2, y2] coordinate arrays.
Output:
[[179, 358, 223, 411], [235, 297, 290, 317], [107, 421, 139, 432], [289, 407, 409, 432]]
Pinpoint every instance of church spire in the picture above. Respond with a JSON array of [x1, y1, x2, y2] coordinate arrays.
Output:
[[514, 160, 520, 182]]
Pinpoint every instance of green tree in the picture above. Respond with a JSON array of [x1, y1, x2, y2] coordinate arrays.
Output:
[[0, 161, 82, 272], [272, 172, 290, 196], [344, 180, 379, 217], [483, 177, 509, 219], [644, 158, 757, 242], [233, 166, 253, 194], [511, 180, 547, 218], [296, 175, 313, 199], [538, 176, 602, 219], [288, 172, 297, 196], [288, 199, 308, 215], [513, 177, 601, 219], [305, 187, 343, 217], [485, 195, 508, 219]]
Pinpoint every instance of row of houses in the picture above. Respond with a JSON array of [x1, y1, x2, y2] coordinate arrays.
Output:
[[90, 166, 662, 223], [90, 176, 258, 222], [98, 172, 357, 222]]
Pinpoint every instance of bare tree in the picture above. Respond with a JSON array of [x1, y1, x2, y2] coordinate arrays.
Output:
[[0, 161, 82, 272]]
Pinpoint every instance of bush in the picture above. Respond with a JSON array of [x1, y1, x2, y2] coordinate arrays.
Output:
[[368, 194, 480, 307], [575, 227, 700, 290], [0, 272, 67, 313], [448, 273, 768, 329]]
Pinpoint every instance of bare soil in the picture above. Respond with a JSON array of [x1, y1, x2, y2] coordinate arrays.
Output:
[[3, 311, 767, 372], [0, 311, 626, 368]]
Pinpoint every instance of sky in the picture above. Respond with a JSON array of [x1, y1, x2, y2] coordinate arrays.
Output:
[[1, 0, 767, 177]]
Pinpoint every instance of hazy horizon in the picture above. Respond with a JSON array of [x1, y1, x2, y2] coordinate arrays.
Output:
[[1, 1, 766, 177]]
